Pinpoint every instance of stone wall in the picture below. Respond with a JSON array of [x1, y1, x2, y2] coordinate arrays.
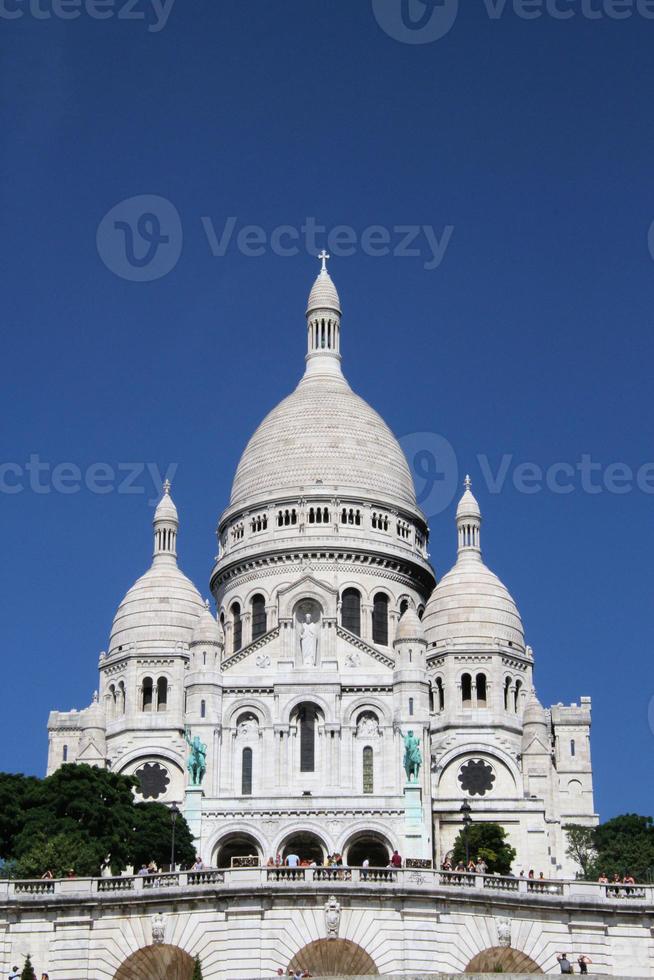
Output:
[[0, 869, 652, 979]]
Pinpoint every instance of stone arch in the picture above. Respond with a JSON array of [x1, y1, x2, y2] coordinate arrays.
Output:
[[341, 827, 394, 867], [289, 938, 378, 975], [205, 821, 268, 864], [282, 690, 332, 722], [224, 697, 272, 727], [435, 741, 522, 789], [276, 827, 329, 863], [113, 944, 195, 980], [465, 946, 542, 973], [343, 695, 392, 727], [274, 820, 336, 858], [213, 830, 262, 868]]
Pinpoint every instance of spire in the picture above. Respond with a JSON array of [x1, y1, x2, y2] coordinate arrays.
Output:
[[456, 474, 481, 558], [303, 254, 344, 383], [153, 481, 179, 563]]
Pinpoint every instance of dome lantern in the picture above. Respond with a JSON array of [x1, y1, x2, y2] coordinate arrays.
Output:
[[153, 479, 178, 563], [456, 475, 481, 558], [304, 251, 343, 382]]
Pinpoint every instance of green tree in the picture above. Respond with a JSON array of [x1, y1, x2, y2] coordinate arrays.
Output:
[[21, 954, 36, 980], [130, 802, 196, 871], [593, 814, 654, 881], [191, 954, 204, 979], [563, 824, 597, 879], [13, 832, 102, 880], [451, 822, 516, 875], [0, 773, 40, 860], [0, 765, 196, 878]]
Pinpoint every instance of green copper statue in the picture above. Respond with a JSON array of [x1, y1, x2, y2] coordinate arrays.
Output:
[[403, 730, 422, 783], [184, 728, 207, 786]]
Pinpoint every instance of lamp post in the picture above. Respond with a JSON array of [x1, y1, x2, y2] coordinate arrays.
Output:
[[460, 801, 472, 866], [170, 802, 180, 871]]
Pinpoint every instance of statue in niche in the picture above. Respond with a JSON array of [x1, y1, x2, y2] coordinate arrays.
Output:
[[237, 714, 259, 739], [357, 713, 380, 739], [295, 601, 321, 666]]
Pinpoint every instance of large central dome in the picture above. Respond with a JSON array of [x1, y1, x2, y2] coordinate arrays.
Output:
[[230, 374, 417, 509], [229, 264, 417, 511]]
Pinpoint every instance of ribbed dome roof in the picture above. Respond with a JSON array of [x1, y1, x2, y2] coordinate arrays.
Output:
[[154, 483, 178, 522], [108, 561, 204, 655], [306, 268, 341, 314], [230, 374, 417, 508], [456, 484, 481, 519], [395, 606, 425, 643], [423, 555, 525, 652]]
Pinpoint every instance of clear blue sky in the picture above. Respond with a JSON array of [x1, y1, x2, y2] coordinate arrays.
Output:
[[1, 1, 653, 821]]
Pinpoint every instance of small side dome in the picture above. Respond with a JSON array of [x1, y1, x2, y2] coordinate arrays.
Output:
[[423, 561, 525, 652], [306, 266, 341, 315], [394, 606, 425, 644], [190, 600, 223, 646], [523, 689, 548, 727]]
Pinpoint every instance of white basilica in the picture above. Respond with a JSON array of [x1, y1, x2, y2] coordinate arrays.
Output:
[[47, 261, 597, 877]]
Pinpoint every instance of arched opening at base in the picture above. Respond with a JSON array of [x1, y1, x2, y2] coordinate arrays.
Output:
[[213, 832, 261, 869], [466, 947, 543, 973], [344, 831, 391, 868], [289, 938, 378, 976], [114, 944, 195, 980], [280, 830, 326, 864]]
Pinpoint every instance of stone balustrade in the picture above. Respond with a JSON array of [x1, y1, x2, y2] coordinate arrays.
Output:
[[0, 868, 650, 904]]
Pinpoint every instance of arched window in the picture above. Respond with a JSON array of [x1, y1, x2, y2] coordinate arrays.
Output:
[[372, 593, 389, 646], [399, 598, 409, 616], [232, 603, 242, 652], [504, 677, 511, 711], [118, 681, 125, 715], [157, 677, 168, 712], [476, 673, 487, 707], [251, 594, 266, 640], [514, 679, 522, 713], [409, 697, 414, 716], [570, 739, 576, 757], [461, 673, 472, 708], [242, 747, 253, 795], [62, 744, 68, 762], [201, 699, 206, 718], [362, 746, 374, 794], [108, 684, 116, 720], [142, 676, 153, 712], [341, 588, 361, 636], [299, 705, 316, 772], [436, 677, 445, 711]]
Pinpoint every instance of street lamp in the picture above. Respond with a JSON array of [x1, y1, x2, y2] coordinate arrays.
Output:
[[170, 802, 180, 871], [460, 801, 472, 866]]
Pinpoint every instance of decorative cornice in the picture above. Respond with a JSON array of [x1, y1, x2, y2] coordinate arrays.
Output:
[[221, 627, 280, 672], [336, 626, 394, 668]]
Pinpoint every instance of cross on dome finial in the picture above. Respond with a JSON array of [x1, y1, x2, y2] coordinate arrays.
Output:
[[318, 249, 330, 272], [464, 474, 471, 491], [163, 479, 171, 495]]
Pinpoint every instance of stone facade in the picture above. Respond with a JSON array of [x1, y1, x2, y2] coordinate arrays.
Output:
[[47, 264, 598, 917]]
